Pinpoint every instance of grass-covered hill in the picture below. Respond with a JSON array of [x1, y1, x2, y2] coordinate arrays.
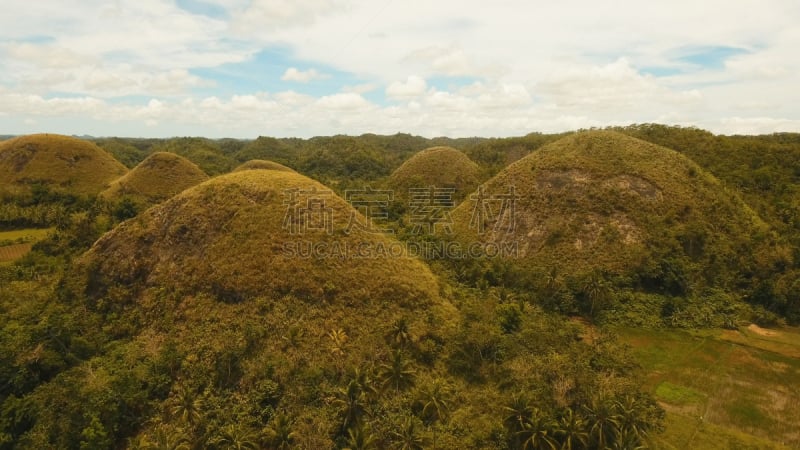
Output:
[[34, 169, 461, 446], [12, 126, 800, 448], [233, 159, 296, 173], [0, 134, 127, 198], [147, 138, 235, 176], [450, 131, 783, 304], [80, 169, 444, 306], [0, 169, 660, 450], [388, 146, 482, 202], [100, 152, 209, 209]]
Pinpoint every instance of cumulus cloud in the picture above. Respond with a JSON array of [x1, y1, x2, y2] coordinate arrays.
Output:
[[231, 0, 348, 34], [386, 76, 428, 100], [717, 117, 800, 135], [281, 67, 328, 83], [316, 93, 372, 111], [537, 58, 703, 117], [0, 0, 798, 136]]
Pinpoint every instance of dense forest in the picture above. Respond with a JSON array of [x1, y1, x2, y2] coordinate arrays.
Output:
[[0, 125, 798, 449]]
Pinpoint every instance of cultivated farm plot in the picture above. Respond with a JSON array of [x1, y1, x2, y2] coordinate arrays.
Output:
[[618, 327, 800, 449], [0, 228, 52, 264], [0, 243, 33, 264]]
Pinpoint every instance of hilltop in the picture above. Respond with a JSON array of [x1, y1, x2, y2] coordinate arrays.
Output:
[[450, 131, 776, 297], [100, 152, 209, 208], [0, 134, 127, 197], [81, 169, 443, 306], [233, 159, 296, 172], [388, 146, 482, 202], [53, 169, 462, 445]]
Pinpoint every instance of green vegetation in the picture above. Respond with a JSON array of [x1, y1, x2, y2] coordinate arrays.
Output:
[[100, 152, 209, 212], [654, 382, 706, 405], [0, 228, 53, 245], [388, 146, 482, 203], [617, 326, 800, 448], [448, 130, 792, 322], [79, 170, 444, 305], [0, 134, 127, 198], [0, 228, 53, 264], [148, 137, 235, 176], [0, 126, 799, 448], [0, 244, 32, 264], [233, 159, 296, 173]]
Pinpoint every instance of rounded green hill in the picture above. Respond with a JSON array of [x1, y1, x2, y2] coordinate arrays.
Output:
[[68, 169, 455, 443], [233, 159, 296, 173], [388, 146, 481, 202], [451, 130, 768, 287], [100, 152, 209, 207], [81, 169, 444, 307], [0, 134, 127, 197]]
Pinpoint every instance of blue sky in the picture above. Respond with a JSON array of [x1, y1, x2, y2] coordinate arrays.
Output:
[[0, 0, 798, 137]]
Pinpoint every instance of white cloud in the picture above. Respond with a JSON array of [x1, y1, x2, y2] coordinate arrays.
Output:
[[535, 58, 704, 124], [342, 83, 377, 94], [316, 93, 372, 111], [231, 0, 348, 34], [717, 117, 800, 135], [281, 67, 328, 83], [386, 76, 427, 100], [0, 0, 798, 136]]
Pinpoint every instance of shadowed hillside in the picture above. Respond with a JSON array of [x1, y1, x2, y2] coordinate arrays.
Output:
[[450, 131, 783, 305]]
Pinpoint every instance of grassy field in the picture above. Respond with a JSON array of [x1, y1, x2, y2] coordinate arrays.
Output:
[[0, 228, 52, 264], [0, 228, 53, 243], [616, 326, 800, 449]]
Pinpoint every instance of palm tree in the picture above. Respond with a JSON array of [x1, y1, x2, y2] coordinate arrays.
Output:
[[608, 427, 646, 450], [168, 384, 203, 429], [145, 423, 191, 450], [386, 318, 412, 349], [389, 417, 428, 450], [494, 286, 516, 303], [582, 397, 621, 449], [343, 422, 377, 450], [518, 410, 558, 450], [413, 379, 452, 449], [333, 379, 368, 432], [210, 424, 259, 450], [582, 271, 610, 318], [614, 395, 651, 442], [556, 408, 588, 450], [350, 366, 378, 400], [379, 350, 416, 392], [503, 394, 534, 447], [263, 412, 295, 450], [544, 267, 562, 294], [328, 328, 349, 356]]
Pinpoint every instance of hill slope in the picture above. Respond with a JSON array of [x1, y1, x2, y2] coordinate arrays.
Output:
[[451, 130, 775, 294], [58, 169, 455, 445], [82, 169, 443, 305], [233, 159, 296, 173], [100, 152, 209, 207], [0, 134, 127, 197], [388, 146, 481, 202]]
